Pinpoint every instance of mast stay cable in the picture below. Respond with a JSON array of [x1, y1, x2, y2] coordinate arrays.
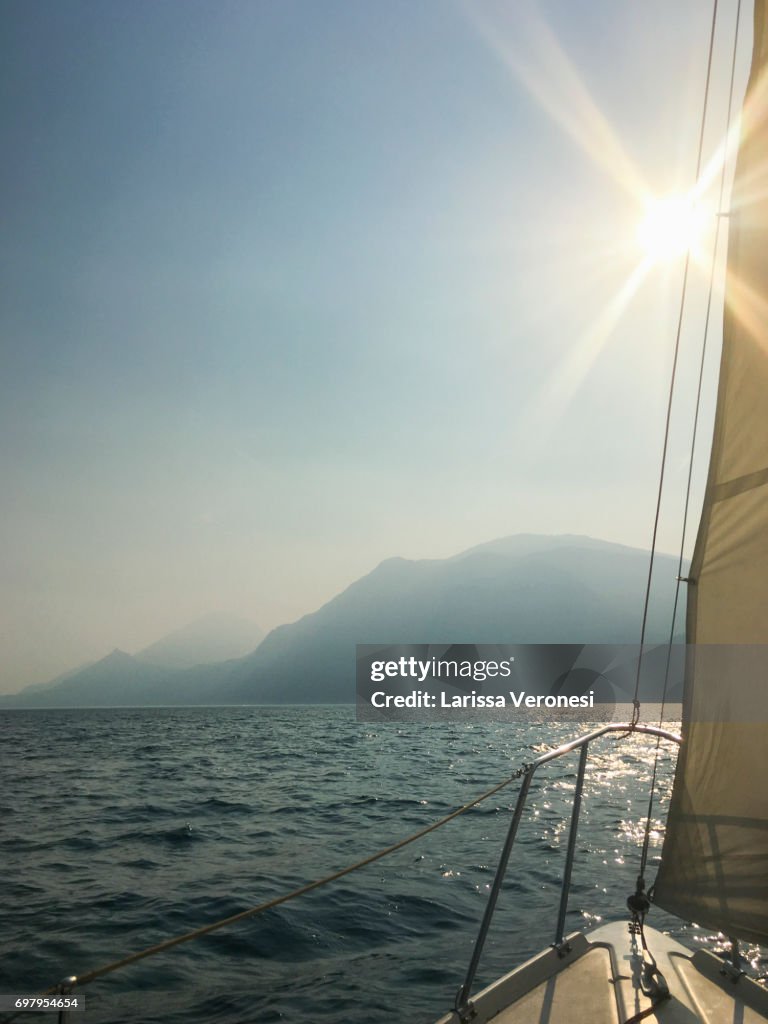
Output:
[[643, 0, 744, 893], [629, 0, 720, 731]]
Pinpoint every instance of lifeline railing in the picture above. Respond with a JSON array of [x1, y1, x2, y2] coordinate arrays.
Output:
[[1, 721, 680, 1024], [453, 722, 682, 1020]]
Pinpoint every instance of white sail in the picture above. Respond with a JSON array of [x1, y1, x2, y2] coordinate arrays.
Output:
[[652, 0, 768, 944]]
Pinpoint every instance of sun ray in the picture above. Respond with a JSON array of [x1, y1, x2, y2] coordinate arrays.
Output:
[[637, 194, 713, 264], [463, 4, 680, 434], [696, 57, 768, 201], [463, 3, 740, 442], [465, 4, 651, 204], [520, 257, 653, 440], [723, 267, 768, 357]]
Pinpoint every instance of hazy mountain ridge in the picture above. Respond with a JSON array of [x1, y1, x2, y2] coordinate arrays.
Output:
[[220, 535, 683, 704], [1, 614, 262, 707], [135, 612, 264, 669], [6, 649, 182, 707], [0, 535, 685, 707]]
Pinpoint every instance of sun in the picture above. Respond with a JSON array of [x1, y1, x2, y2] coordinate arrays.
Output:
[[636, 195, 709, 263]]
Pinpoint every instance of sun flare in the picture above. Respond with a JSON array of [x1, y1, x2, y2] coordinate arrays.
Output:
[[636, 195, 710, 263]]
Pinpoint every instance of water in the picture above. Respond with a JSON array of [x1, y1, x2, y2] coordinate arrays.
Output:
[[0, 707, 751, 1022]]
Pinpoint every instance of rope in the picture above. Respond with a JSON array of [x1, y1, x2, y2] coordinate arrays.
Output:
[[0, 759, 535, 1019], [621, 914, 671, 1023], [640, 0, 743, 891], [630, 0, 720, 730]]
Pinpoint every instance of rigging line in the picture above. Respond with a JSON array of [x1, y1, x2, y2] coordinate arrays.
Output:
[[642, 0, 743, 887], [7, 760, 536, 1011], [630, 0, 720, 728], [621, 912, 671, 1024]]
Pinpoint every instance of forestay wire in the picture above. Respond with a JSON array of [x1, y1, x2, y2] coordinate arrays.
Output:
[[629, 0, 720, 732], [644, 0, 744, 894]]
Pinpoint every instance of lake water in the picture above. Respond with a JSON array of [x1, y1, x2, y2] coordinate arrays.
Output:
[[0, 706, 753, 1022]]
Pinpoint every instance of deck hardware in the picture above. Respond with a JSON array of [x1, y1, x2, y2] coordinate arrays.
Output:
[[720, 937, 746, 982], [452, 991, 476, 1023], [554, 743, 589, 947], [56, 977, 78, 1024], [453, 724, 681, 1012]]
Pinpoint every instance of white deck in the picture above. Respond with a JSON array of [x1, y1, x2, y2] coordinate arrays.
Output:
[[435, 922, 768, 1023]]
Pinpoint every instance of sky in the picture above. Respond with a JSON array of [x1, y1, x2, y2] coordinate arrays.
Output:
[[0, 0, 750, 692]]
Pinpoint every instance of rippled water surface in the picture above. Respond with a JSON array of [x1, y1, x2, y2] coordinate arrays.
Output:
[[0, 707, 750, 1022]]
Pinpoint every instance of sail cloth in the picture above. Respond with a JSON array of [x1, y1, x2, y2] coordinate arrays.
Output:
[[653, 0, 768, 944]]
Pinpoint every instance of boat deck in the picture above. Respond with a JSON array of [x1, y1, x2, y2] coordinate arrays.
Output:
[[436, 922, 768, 1024], [491, 944, 615, 1024]]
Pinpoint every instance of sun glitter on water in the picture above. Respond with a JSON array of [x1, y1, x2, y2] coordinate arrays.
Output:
[[636, 194, 710, 263]]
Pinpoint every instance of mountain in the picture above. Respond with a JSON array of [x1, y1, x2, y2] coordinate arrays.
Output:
[[0, 650, 181, 707], [0, 535, 686, 707], [13, 660, 96, 694], [219, 533, 685, 704], [135, 612, 264, 669]]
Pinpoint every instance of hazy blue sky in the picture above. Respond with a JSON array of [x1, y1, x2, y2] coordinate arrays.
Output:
[[1, 0, 748, 690]]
